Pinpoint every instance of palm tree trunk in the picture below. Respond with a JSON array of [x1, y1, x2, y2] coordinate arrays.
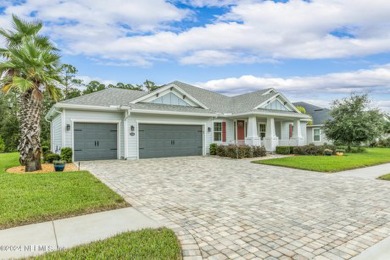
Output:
[[18, 90, 42, 172]]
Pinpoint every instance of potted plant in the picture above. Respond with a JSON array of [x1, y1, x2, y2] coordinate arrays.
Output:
[[53, 160, 66, 172], [323, 149, 333, 156]]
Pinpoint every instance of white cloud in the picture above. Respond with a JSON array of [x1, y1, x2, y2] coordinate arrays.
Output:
[[2, 0, 390, 65], [196, 64, 390, 112]]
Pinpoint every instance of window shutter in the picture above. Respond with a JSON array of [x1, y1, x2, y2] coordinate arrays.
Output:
[[222, 122, 226, 142], [289, 124, 293, 138]]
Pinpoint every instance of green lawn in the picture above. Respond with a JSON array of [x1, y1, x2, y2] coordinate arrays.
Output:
[[0, 152, 128, 229], [253, 148, 390, 172], [378, 173, 390, 181], [33, 228, 181, 260]]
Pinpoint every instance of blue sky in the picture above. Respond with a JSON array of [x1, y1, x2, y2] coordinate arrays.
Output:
[[0, 0, 390, 112]]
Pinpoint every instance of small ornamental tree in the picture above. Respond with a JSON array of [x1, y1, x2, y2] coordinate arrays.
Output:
[[324, 94, 384, 150]]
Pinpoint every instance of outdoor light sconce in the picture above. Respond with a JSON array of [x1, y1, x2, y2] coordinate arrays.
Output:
[[130, 125, 135, 132], [208, 127, 211, 132], [66, 124, 71, 131]]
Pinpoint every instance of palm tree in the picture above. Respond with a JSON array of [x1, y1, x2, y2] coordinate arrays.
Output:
[[0, 15, 61, 172]]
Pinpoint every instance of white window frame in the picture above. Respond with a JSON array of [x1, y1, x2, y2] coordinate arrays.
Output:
[[213, 121, 223, 142], [258, 123, 266, 140], [313, 128, 321, 142]]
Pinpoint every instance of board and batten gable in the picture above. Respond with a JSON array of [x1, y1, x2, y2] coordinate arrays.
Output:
[[63, 109, 125, 159], [51, 113, 62, 153], [125, 113, 213, 159]]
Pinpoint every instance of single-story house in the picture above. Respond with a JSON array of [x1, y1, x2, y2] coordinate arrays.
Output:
[[45, 81, 312, 161], [293, 102, 332, 145]]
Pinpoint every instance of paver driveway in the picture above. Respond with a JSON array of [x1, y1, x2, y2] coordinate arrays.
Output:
[[83, 157, 390, 260]]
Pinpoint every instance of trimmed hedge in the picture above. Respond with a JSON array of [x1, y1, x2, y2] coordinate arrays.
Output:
[[61, 147, 73, 163], [215, 144, 266, 159], [275, 146, 294, 155], [45, 153, 61, 163], [209, 143, 217, 155], [293, 143, 337, 156]]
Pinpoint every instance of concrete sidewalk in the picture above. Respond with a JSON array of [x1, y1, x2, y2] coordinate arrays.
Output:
[[0, 207, 163, 259], [336, 162, 390, 179]]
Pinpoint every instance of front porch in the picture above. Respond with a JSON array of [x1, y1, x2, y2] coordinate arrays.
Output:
[[216, 115, 309, 152]]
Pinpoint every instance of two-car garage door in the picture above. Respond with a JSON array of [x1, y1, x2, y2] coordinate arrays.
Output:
[[73, 123, 203, 160], [139, 124, 203, 159]]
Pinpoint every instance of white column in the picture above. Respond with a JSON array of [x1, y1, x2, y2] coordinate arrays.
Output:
[[244, 116, 261, 146], [264, 117, 279, 152], [292, 119, 304, 146], [279, 121, 290, 146]]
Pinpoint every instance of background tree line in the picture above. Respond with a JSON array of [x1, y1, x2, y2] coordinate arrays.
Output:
[[0, 62, 160, 152]]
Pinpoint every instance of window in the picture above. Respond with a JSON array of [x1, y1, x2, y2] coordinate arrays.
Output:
[[259, 123, 266, 139], [214, 122, 222, 141], [313, 128, 321, 142]]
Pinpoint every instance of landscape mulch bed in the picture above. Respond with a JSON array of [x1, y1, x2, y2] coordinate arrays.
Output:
[[6, 163, 78, 174]]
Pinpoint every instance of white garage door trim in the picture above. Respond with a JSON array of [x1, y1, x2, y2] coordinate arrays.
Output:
[[71, 119, 121, 162], [135, 120, 207, 159]]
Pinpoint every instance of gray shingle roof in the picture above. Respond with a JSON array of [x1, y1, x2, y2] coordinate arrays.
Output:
[[57, 81, 304, 117], [61, 88, 147, 107], [293, 102, 331, 125]]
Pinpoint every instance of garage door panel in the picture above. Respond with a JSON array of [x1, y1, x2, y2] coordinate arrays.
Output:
[[139, 124, 203, 159], [74, 123, 118, 161]]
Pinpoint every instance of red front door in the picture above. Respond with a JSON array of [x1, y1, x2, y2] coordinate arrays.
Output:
[[237, 120, 245, 140]]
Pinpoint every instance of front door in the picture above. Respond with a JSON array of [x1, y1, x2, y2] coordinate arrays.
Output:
[[237, 120, 245, 141]]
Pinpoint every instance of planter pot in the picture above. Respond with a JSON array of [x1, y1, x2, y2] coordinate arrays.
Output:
[[54, 164, 65, 172]]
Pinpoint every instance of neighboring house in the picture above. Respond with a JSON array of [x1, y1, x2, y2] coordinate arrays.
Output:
[[46, 81, 311, 161], [293, 102, 332, 145]]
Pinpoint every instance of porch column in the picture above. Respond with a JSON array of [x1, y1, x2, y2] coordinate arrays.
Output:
[[292, 119, 304, 146], [264, 117, 279, 152], [245, 116, 261, 146]]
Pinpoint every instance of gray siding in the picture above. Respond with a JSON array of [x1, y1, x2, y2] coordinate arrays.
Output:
[[307, 126, 331, 145], [51, 114, 62, 154]]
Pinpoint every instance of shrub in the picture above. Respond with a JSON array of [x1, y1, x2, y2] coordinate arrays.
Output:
[[349, 146, 367, 153], [42, 146, 50, 155], [216, 145, 227, 157], [275, 146, 292, 155], [215, 144, 266, 159], [0, 136, 4, 153], [45, 153, 61, 163], [60, 147, 73, 163], [209, 143, 217, 155], [336, 148, 346, 153], [323, 149, 333, 156], [253, 146, 267, 157], [293, 144, 336, 156]]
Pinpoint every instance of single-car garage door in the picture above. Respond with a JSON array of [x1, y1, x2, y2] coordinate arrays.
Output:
[[74, 122, 118, 161], [139, 124, 203, 159]]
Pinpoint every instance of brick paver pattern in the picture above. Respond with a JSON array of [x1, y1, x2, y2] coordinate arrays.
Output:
[[82, 157, 390, 260]]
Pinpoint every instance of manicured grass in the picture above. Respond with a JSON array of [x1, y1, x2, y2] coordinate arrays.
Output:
[[34, 228, 181, 260], [378, 173, 390, 181], [253, 148, 390, 172], [0, 152, 128, 229]]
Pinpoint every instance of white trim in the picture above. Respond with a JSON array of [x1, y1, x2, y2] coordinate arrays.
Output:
[[135, 120, 207, 159], [70, 119, 122, 162], [61, 109, 66, 150], [262, 88, 276, 96], [212, 120, 223, 143], [130, 108, 216, 117], [313, 127, 322, 142], [130, 83, 209, 109], [55, 103, 129, 111], [146, 89, 195, 107], [258, 122, 266, 140], [233, 110, 311, 120]]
